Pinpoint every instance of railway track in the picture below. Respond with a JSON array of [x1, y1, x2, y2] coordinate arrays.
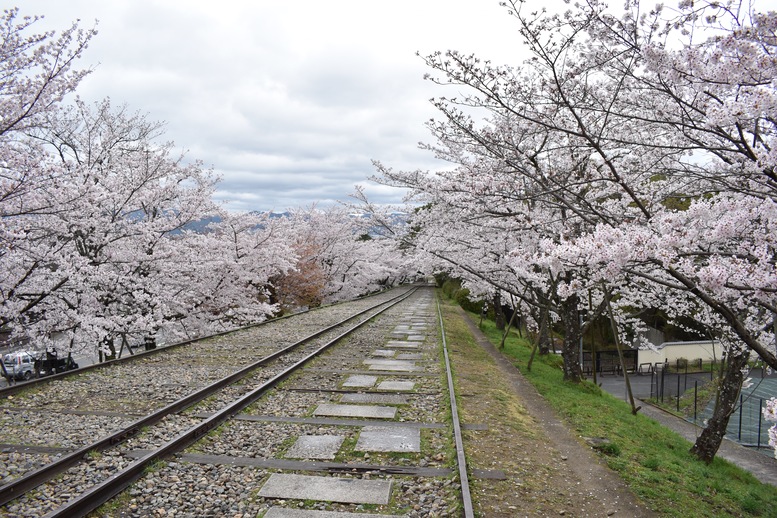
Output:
[[0, 285, 479, 517]]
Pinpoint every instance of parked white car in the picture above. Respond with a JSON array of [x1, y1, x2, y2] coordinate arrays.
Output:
[[2, 351, 36, 380]]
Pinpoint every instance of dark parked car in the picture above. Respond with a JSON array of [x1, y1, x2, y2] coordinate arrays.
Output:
[[34, 352, 79, 377]]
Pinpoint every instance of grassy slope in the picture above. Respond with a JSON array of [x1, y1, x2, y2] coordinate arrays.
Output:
[[452, 304, 777, 517]]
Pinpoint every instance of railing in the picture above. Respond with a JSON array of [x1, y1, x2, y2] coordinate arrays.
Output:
[[582, 350, 638, 376]]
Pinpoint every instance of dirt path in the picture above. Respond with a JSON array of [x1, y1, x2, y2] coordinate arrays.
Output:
[[448, 305, 655, 517]]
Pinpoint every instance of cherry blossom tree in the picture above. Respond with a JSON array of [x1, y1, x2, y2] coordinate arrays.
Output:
[[2, 98, 223, 356], [0, 9, 94, 139], [524, 0, 777, 461], [369, 0, 776, 461], [272, 205, 410, 308], [1, 7, 409, 370], [167, 211, 295, 338], [4, 95, 300, 359], [370, 150, 608, 382], [0, 9, 96, 350], [0, 7, 95, 267]]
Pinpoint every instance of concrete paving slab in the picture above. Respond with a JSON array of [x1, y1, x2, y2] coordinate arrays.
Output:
[[377, 380, 415, 391], [384, 341, 421, 349], [363, 359, 418, 368], [396, 353, 423, 360], [371, 349, 396, 358], [356, 426, 421, 452], [367, 361, 421, 372], [285, 435, 344, 460], [313, 403, 396, 419], [342, 375, 377, 388], [407, 334, 426, 341], [258, 473, 392, 504], [341, 393, 408, 405], [265, 508, 404, 518]]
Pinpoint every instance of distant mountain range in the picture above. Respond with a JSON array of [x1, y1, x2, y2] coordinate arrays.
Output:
[[178, 211, 408, 236]]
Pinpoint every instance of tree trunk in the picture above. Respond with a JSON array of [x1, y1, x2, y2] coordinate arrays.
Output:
[[493, 292, 505, 330], [100, 336, 116, 362], [499, 303, 520, 350], [690, 349, 749, 463], [559, 293, 584, 383], [536, 304, 552, 355]]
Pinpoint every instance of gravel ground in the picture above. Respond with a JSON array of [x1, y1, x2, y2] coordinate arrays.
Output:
[[0, 288, 466, 517], [124, 462, 265, 517], [0, 451, 63, 488], [4, 449, 134, 517], [0, 409, 136, 449], [0, 288, 423, 516], [96, 288, 462, 517]]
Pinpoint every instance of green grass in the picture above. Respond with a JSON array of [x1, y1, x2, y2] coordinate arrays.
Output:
[[90, 489, 133, 517], [650, 376, 719, 419], [468, 310, 777, 517]]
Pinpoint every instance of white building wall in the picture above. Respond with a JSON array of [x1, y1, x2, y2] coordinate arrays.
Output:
[[637, 340, 722, 365]]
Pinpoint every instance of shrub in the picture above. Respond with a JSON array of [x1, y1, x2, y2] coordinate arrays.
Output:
[[441, 279, 460, 299], [454, 288, 482, 313]]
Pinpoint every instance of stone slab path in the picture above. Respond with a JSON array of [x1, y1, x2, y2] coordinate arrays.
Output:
[[257, 474, 392, 505]]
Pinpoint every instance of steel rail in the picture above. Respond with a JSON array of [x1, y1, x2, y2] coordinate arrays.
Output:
[[0, 287, 416, 508], [41, 288, 417, 518], [437, 296, 475, 518]]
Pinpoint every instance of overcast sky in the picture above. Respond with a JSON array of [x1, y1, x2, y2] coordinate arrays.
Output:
[[25, 1, 528, 212]]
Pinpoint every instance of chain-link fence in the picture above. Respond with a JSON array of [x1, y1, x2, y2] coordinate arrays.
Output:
[[598, 360, 776, 456], [654, 365, 775, 454]]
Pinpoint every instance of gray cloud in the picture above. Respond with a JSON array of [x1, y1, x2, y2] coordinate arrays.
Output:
[[27, 0, 527, 212]]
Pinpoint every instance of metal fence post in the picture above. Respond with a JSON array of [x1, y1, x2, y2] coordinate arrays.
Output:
[[759, 398, 764, 449], [650, 370, 655, 400], [661, 367, 665, 403], [677, 374, 681, 412], [738, 393, 743, 441]]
